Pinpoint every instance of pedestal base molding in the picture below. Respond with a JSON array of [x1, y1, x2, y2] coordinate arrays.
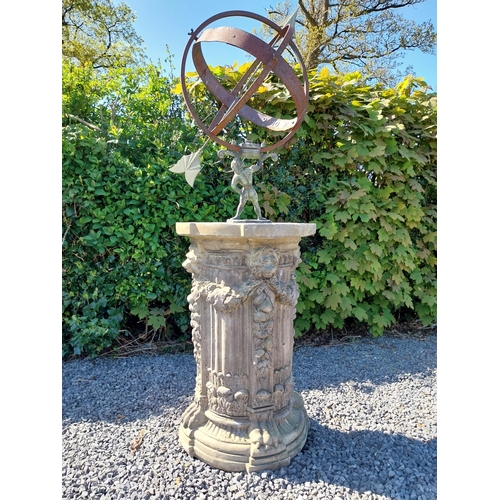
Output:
[[179, 392, 309, 472]]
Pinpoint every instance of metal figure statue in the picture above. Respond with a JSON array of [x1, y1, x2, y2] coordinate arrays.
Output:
[[218, 143, 278, 222]]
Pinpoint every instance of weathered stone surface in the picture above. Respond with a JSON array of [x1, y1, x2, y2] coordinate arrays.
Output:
[[176, 222, 316, 472], [176, 221, 316, 239]]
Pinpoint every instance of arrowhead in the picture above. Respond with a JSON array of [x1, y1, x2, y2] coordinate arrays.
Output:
[[277, 6, 299, 33]]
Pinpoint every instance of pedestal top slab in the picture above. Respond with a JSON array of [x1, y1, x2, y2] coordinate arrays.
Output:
[[176, 222, 316, 239]]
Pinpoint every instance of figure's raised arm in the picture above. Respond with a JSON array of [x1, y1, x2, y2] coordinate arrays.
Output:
[[249, 160, 262, 173]]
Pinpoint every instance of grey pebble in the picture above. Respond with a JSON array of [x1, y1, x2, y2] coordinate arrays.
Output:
[[63, 335, 437, 500]]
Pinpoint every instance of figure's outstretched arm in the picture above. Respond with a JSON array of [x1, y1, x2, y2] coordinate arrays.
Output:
[[217, 149, 238, 160]]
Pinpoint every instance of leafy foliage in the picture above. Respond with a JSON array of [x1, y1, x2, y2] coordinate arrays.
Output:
[[62, 59, 436, 356], [62, 60, 236, 356], [244, 66, 437, 336], [62, 0, 146, 69]]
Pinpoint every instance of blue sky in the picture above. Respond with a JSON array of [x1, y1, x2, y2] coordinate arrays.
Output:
[[124, 0, 437, 90]]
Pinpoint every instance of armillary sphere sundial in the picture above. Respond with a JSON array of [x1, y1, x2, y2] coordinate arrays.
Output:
[[173, 8, 317, 473], [169, 8, 309, 222]]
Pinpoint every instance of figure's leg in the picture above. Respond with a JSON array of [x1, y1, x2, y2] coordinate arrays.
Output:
[[235, 200, 245, 219], [229, 198, 245, 220], [251, 196, 267, 221]]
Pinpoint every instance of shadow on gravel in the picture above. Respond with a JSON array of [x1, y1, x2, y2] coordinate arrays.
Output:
[[276, 420, 437, 499], [62, 355, 196, 424], [293, 337, 437, 391]]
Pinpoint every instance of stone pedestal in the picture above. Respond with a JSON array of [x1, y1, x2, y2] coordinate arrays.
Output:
[[176, 222, 316, 473]]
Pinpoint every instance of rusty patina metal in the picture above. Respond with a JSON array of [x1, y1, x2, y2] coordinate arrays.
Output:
[[180, 10, 309, 154]]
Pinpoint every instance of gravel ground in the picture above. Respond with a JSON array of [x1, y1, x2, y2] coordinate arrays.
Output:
[[62, 334, 437, 500]]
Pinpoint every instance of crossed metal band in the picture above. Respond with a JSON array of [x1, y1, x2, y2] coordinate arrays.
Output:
[[180, 10, 309, 153]]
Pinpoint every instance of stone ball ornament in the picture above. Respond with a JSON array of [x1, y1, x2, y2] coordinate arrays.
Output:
[[169, 8, 309, 220]]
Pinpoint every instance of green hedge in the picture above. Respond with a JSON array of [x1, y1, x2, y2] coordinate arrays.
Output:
[[203, 65, 437, 336], [62, 61, 237, 357], [62, 61, 436, 356]]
